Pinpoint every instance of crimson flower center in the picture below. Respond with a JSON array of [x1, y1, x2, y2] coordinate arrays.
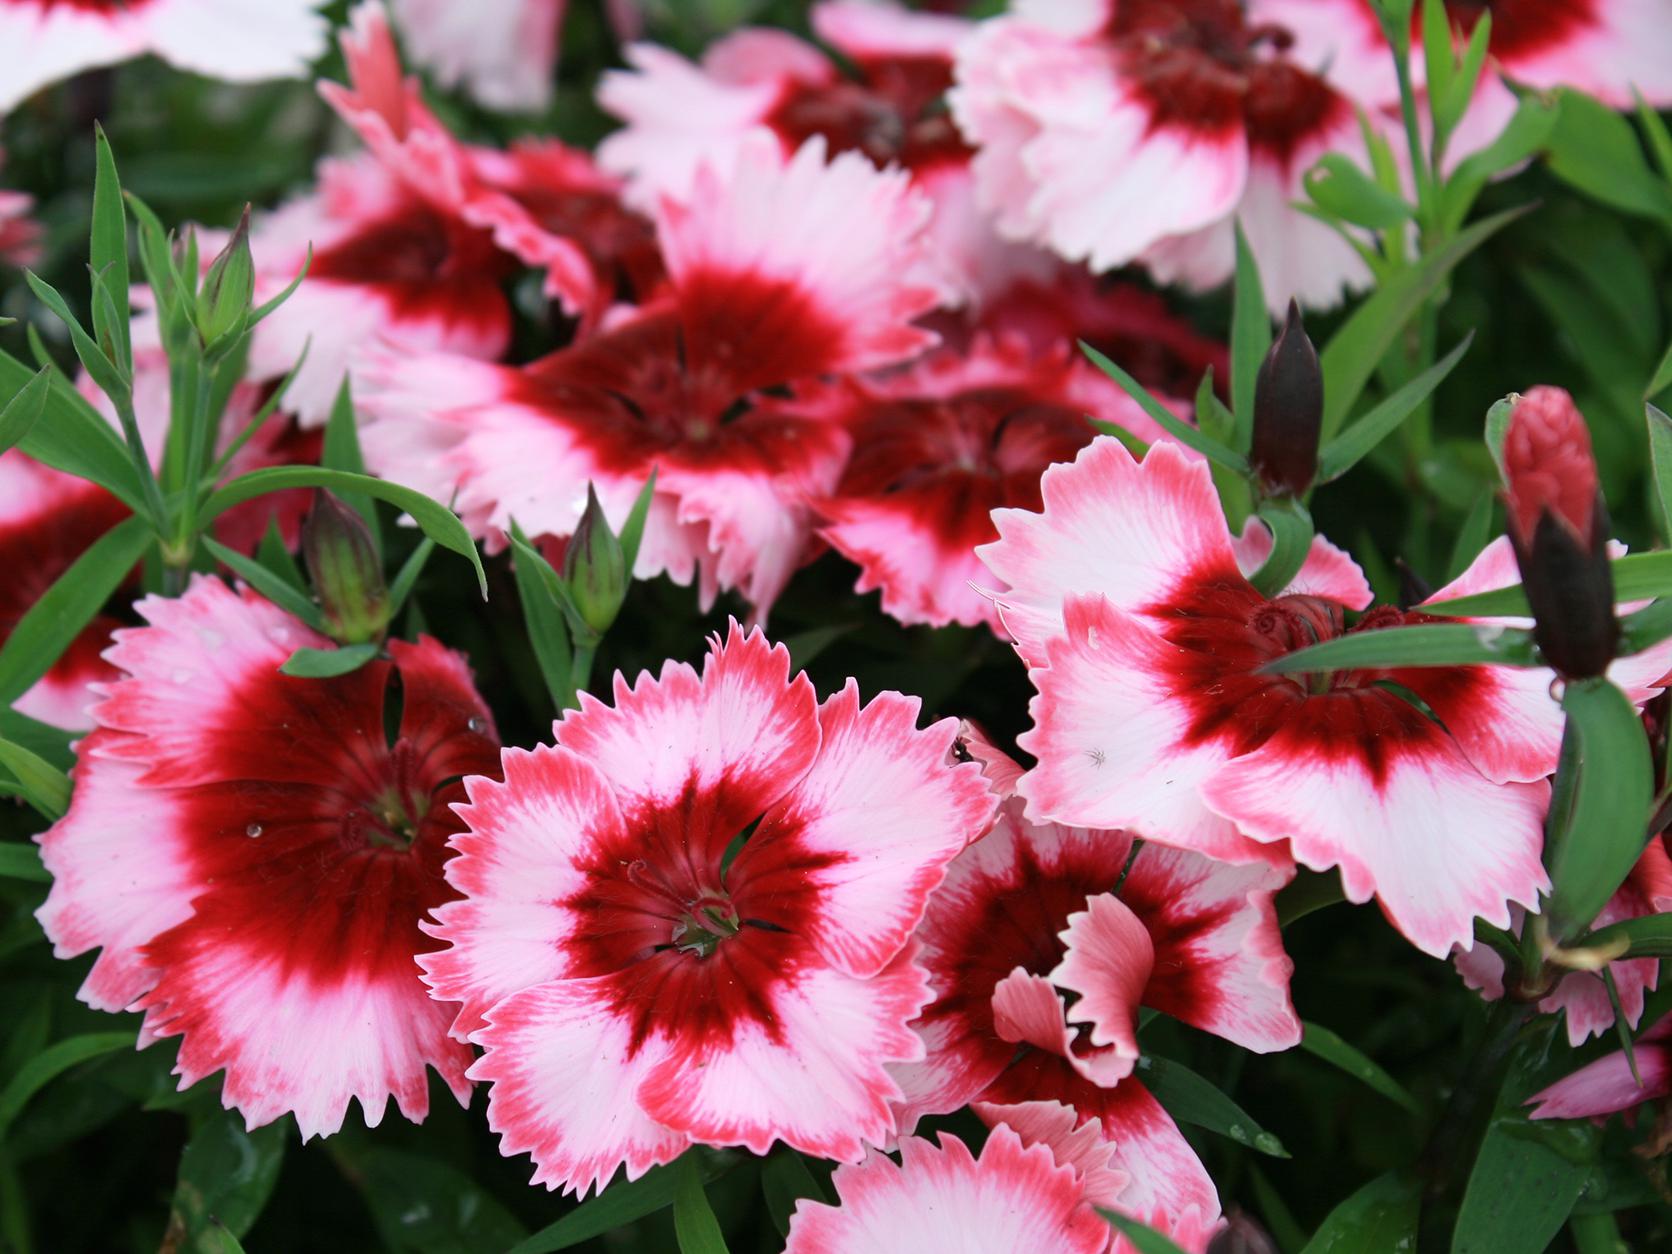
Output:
[[767, 60, 969, 171]]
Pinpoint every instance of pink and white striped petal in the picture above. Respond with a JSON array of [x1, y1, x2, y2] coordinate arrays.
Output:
[[391, 0, 565, 112]]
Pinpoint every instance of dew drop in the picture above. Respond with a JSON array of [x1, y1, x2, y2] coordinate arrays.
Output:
[[245, 823, 264, 838], [467, 717, 486, 734], [197, 629, 225, 649], [267, 625, 292, 644]]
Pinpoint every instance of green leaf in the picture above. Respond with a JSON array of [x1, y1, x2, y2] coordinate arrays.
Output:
[[1230, 225, 1270, 447], [255, 517, 307, 594], [1081, 342, 1249, 471], [1319, 204, 1530, 439], [278, 644, 381, 678], [1545, 678, 1655, 942], [1428, 550, 1672, 617], [618, 469, 659, 576], [1099, 1211, 1192, 1254], [1304, 153, 1416, 230], [0, 367, 50, 456], [0, 707, 75, 773], [1545, 89, 1672, 223], [1316, 333, 1472, 482], [1649, 338, 1672, 403], [348, 1146, 528, 1254], [0, 350, 146, 512], [1248, 499, 1315, 599], [1299, 1022, 1421, 1114], [203, 468, 485, 598], [1420, 0, 1455, 136], [1452, 1118, 1590, 1252], [1260, 621, 1537, 676], [1580, 911, 1672, 958], [760, 1151, 828, 1238], [673, 1152, 730, 1254], [1299, 1171, 1419, 1253], [1648, 405, 1672, 543], [1436, 9, 1492, 145], [506, 1153, 738, 1254], [0, 1032, 135, 1142], [90, 124, 132, 374], [1442, 91, 1558, 234], [509, 522, 574, 715], [387, 537, 437, 618], [164, 1111, 285, 1248], [202, 537, 327, 632], [0, 843, 49, 882], [1619, 597, 1672, 655], [248, 246, 312, 326], [1138, 1055, 1288, 1157], [322, 379, 383, 556], [24, 270, 128, 411], [1445, 492, 1496, 582], [0, 738, 71, 820], [0, 514, 151, 706]]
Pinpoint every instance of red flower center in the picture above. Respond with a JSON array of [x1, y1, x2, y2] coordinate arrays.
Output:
[[1421, 0, 1598, 61], [312, 202, 515, 316], [766, 57, 969, 171]]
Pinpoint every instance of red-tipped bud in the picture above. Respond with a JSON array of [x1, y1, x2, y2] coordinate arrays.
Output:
[[1502, 387, 1615, 679], [1249, 300, 1323, 497], [302, 491, 389, 645], [1503, 385, 1600, 548]]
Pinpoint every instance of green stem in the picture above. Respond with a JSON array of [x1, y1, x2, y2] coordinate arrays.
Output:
[[111, 391, 169, 535], [1418, 999, 1533, 1211], [565, 642, 596, 711]]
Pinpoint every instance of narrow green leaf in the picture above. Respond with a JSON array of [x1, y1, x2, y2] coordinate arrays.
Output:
[[164, 1111, 285, 1248], [203, 468, 485, 598], [1319, 204, 1530, 438], [619, 469, 659, 575], [1437, 11, 1492, 146], [0, 350, 145, 512], [386, 537, 436, 619], [1081, 342, 1249, 471], [0, 844, 50, 882], [255, 517, 306, 594], [0, 738, 71, 819], [1230, 226, 1270, 447], [1442, 94, 1558, 234], [0, 708, 75, 772], [0, 1032, 135, 1142], [91, 124, 132, 373], [0, 514, 151, 706], [761, 1151, 828, 1238], [1304, 153, 1416, 230], [1545, 678, 1655, 942], [1300, 1022, 1420, 1114], [1580, 911, 1672, 959], [1452, 1118, 1590, 1252], [506, 1154, 738, 1254], [1263, 621, 1536, 676], [322, 378, 382, 555], [278, 644, 381, 679], [510, 522, 574, 715], [1446, 492, 1496, 582], [1248, 1163, 1309, 1254], [1248, 500, 1315, 599], [1316, 333, 1472, 482], [1649, 339, 1672, 403], [0, 367, 50, 456], [1428, 550, 1672, 617], [248, 246, 312, 325], [24, 270, 128, 410], [673, 1152, 730, 1254], [202, 537, 327, 632], [1648, 405, 1672, 544], [1420, 0, 1455, 136], [1299, 1171, 1419, 1253], [1099, 1211, 1192, 1254], [345, 1146, 528, 1253], [1545, 89, 1672, 223], [1138, 1055, 1288, 1157], [1277, 870, 1346, 928], [1619, 597, 1672, 655]]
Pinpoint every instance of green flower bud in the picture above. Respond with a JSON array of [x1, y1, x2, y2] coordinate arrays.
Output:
[[562, 485, 628, 640], [302, 491, 390, 645], [195, 206, 255, 352]]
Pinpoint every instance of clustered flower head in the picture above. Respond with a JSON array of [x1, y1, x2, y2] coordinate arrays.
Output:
[[11, 0, 1672, 1249]]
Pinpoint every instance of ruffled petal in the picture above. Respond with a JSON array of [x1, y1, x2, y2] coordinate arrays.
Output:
[[1051, 893, 1154, 1082]]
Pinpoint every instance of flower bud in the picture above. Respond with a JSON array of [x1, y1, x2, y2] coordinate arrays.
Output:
[[302, 491, 390, 645], [1502, 387, 1616, 679], [1249, 300, 1323, 497], [195, 206, 255, 351], [561, 484, 628, 640]]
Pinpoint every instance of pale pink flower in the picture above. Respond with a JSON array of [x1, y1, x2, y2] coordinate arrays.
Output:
[[0, 0, 329, 113], [420, 625, 994, 1194], [1530, 1016, 1672, 1122], [357, 136, 937, 618], [35, 577, 501, 1138], [949, 0, 1379, 311], [888, 730, 1298, 1251], [784, 1114, 1113, 1254], [392, 0, 566, 113]]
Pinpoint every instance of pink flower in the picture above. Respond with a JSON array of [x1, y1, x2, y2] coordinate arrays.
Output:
[[811, 335, 1168, 630], [0, 0, 329, 113], [1504, 385, 1601, 549], [1457, 841, 1669, 1047], [599, 1, 1028, 307], [34, 577, 502, 1138], [358, 136, 937, 618], [1253, 0, 1672, 158], [391, 0, 566, 113], [0, 453, 130, 730], [978, 437, 1580, 956], [784, 1113, 1114, 1254], [323, 2, 662, 327], [889, 730, 1298, 1250], [1529, 1016, 1672, 1122], [419, 625, 994, 1194], [950, 0, 1379, 311]]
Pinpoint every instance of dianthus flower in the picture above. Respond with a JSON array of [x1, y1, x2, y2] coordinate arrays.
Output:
[[390, 0, 568, 113], [420, 625, 994, 1193], [36, 577, 501, 1137]]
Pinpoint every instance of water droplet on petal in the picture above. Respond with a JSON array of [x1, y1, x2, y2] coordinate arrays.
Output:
[[245, 823, 263, 838], [197, 629, 224, 648], [467, 717, 486, 734]]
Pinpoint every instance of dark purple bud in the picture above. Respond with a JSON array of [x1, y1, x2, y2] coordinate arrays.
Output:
[[1250, 300, 1323, 497], [1207, 1210, 1280, 1254], [1511, 495, 1617, 680]]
